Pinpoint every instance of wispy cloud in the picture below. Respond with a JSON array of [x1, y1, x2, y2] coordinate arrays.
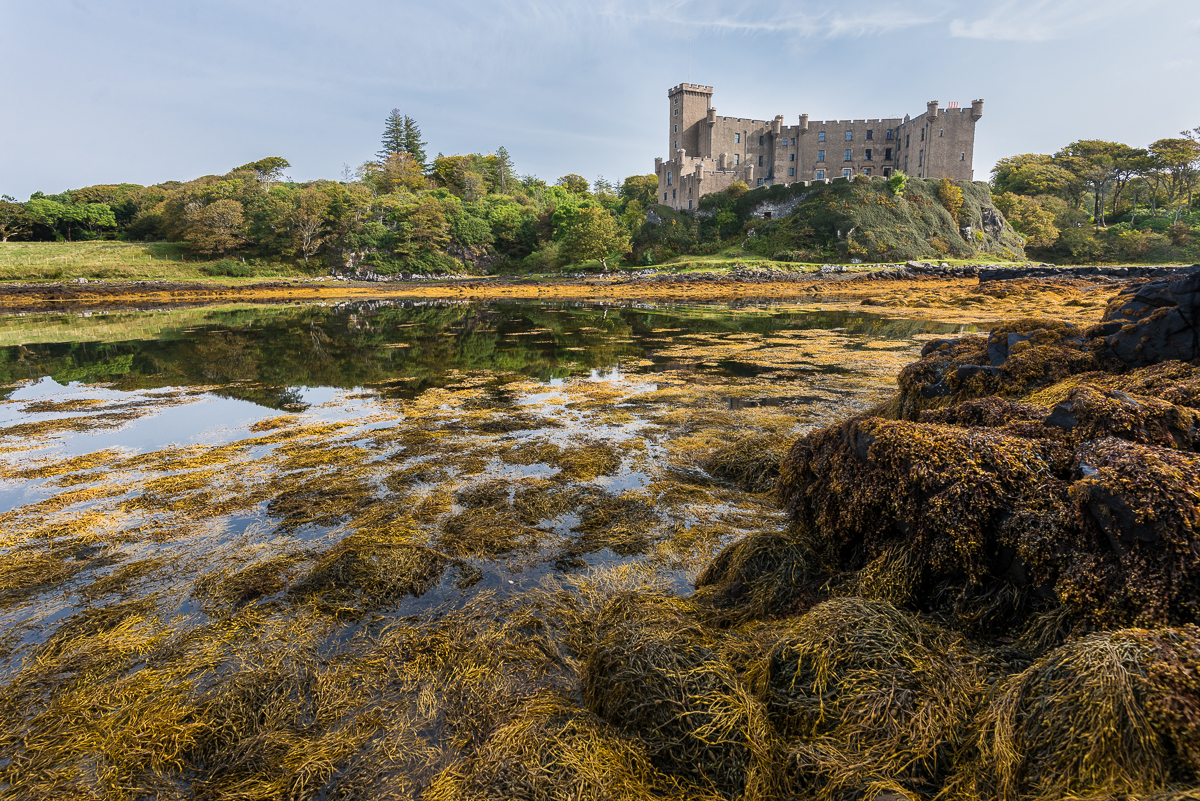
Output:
[[949, 0, 1135, 41]]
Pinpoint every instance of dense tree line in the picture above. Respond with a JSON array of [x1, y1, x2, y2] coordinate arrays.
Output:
[[989, 129, 1200, 263], [0, 113, 653, 274]]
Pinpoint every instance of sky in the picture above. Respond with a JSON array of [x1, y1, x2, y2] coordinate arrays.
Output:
[[2, 0, 1198, 199]]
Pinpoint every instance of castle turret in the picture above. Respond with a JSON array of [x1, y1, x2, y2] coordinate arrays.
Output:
[[927, 100, 939, 119], [771, 115, 782, 136], [970, 99, 984, 121], [799, 113, 809, 131]]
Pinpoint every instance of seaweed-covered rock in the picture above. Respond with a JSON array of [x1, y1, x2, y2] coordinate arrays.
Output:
[[1045, 385, 1200, 450], [1096, 264, 1200, 367], [693, 531, 814, 624], [1066, 438, 1200, 625], [582, 593, 781, 799], [779, 416, 1072, 587], [945, 626, 1200, 801], [918, 397, 1049, 428], [897, 319, 1097, 419], [754, 598, 983, 800]]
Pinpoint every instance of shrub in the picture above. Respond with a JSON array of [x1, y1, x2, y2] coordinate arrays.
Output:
[[201, 259, 253, 277]]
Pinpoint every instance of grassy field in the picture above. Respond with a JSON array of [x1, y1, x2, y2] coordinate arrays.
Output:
[[0, 242, 306, 282]]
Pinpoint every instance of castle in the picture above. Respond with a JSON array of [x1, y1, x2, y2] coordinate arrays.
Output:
[[654, 84, 983, 212]]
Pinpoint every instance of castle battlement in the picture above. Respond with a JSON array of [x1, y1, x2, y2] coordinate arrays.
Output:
[[657, 85, 984, 212]]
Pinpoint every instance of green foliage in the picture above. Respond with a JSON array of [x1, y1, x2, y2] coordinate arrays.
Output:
[[201, 259, 254, 277], [556, 174, 590, 196], [887, 170, 907, 196], [937, 177, 964, 222]]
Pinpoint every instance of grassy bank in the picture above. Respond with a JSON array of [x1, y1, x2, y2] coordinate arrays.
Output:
[[0, 242, 306, 282]]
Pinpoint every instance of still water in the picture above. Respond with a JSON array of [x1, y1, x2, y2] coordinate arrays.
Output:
[[0, 299, 969, 659]]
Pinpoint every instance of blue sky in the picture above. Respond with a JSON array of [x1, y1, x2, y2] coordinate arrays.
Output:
[[2, 0, 1197, 199]]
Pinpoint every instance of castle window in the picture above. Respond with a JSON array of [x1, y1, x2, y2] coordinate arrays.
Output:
[[734, 133, 740, 143], [667, 172, 672, 185], [844, 149, 852, 161], [688, 199, 693, 209], [664, 192, 668, 202], [673, 124, 677, 132], [906, 135, 910, 147], [865, 149, 872, 161], [817, 150, 825, 162], [672, 189, 676, 199], [866, 130, 873, 140], [758, 155, 763, 167], [845, 131, 853, 141], [939, 129, 944, 137], [789, 153, 795, 161], [886, 129, 894, 140], [788, 167, 795, 176], [921, 128, 925, 141], [734, 154, 740, 165], [863, 168, 872, 175], [674, 141, 678, 149], [759, 136, 764, 145], [757, 178, 763, 186], [961, 152, 966, 161], [842, 168, 852, 178], [816, 169, 825, 179], [919, 150, 924, 166], [674, 109, 678, 117], [885, 148, 892, 161], [818, 131, 826, 142], [883, 168, 891, 177]]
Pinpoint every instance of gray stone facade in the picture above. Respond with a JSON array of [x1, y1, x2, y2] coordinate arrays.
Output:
[[655, 84, 983, 212]]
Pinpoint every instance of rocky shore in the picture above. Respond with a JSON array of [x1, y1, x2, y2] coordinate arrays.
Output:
[[565, 265, 1200, 800]]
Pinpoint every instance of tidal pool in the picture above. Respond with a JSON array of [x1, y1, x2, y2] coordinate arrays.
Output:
[[0, 298, 970, 798]]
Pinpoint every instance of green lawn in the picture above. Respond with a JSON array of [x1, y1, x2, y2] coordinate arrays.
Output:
[[0, 242, 305, 282]]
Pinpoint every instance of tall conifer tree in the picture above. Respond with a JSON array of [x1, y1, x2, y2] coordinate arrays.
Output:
[[402, 116, 428, 172], [378, 109, 406, 161]]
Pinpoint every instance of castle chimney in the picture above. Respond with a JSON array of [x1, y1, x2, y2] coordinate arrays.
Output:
[[927, 100, 939, 119], [970, 99, 984, 121]]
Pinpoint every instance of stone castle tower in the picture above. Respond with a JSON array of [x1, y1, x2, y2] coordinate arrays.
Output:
[[655, 84, 983, 212]]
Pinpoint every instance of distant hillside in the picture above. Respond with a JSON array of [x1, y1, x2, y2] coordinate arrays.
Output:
[[635, 177, 1027, 264]]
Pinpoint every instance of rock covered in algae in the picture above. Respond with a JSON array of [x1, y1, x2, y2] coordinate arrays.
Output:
[[751, 597, 983, 800], [944, 625, 1200, 801], [1096, 263, 1200, 367], [581, 592, 781, 799], [779, 415, 1072, 587], [1067, 437, 1200, 625], [897, 319, 1098, 419]]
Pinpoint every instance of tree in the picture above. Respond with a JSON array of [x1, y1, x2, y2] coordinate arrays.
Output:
[[1148, 138, 1200, 205], [936, 177, 964, 222], [378, 109, 407, 161], [288, 189, 330, 263], [556, 174, 589, 196], [363, 152, 426, 195], [620, 175, 658, 207], [494, 146, 514, 194], [886, 171, 907, 196], [0, 196, 31, 242], [991, 154, 1075, 200], [561, 206, 630, 270], [993, 192, 1059, 248], [1056, 140, 1124, 226], [378, 111, 427, 171], [235, 157, 291, 190], [402, 116, 427, 171], [185, 199, 245, 254]]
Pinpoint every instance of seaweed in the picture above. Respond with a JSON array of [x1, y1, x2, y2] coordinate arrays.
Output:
[[944, 626, 1200, 801], [693, 530, 816, 624], [582, 591, 782, 798], [753, 598, 983, 800]]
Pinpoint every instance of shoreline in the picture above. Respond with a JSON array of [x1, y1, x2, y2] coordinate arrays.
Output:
[[0, 272, 1124, 326]]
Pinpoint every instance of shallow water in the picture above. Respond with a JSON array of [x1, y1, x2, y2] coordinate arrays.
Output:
[[0, 299, 968, 658]]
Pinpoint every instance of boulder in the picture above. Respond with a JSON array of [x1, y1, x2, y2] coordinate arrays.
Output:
[[1097, 264, 1200, 367]]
